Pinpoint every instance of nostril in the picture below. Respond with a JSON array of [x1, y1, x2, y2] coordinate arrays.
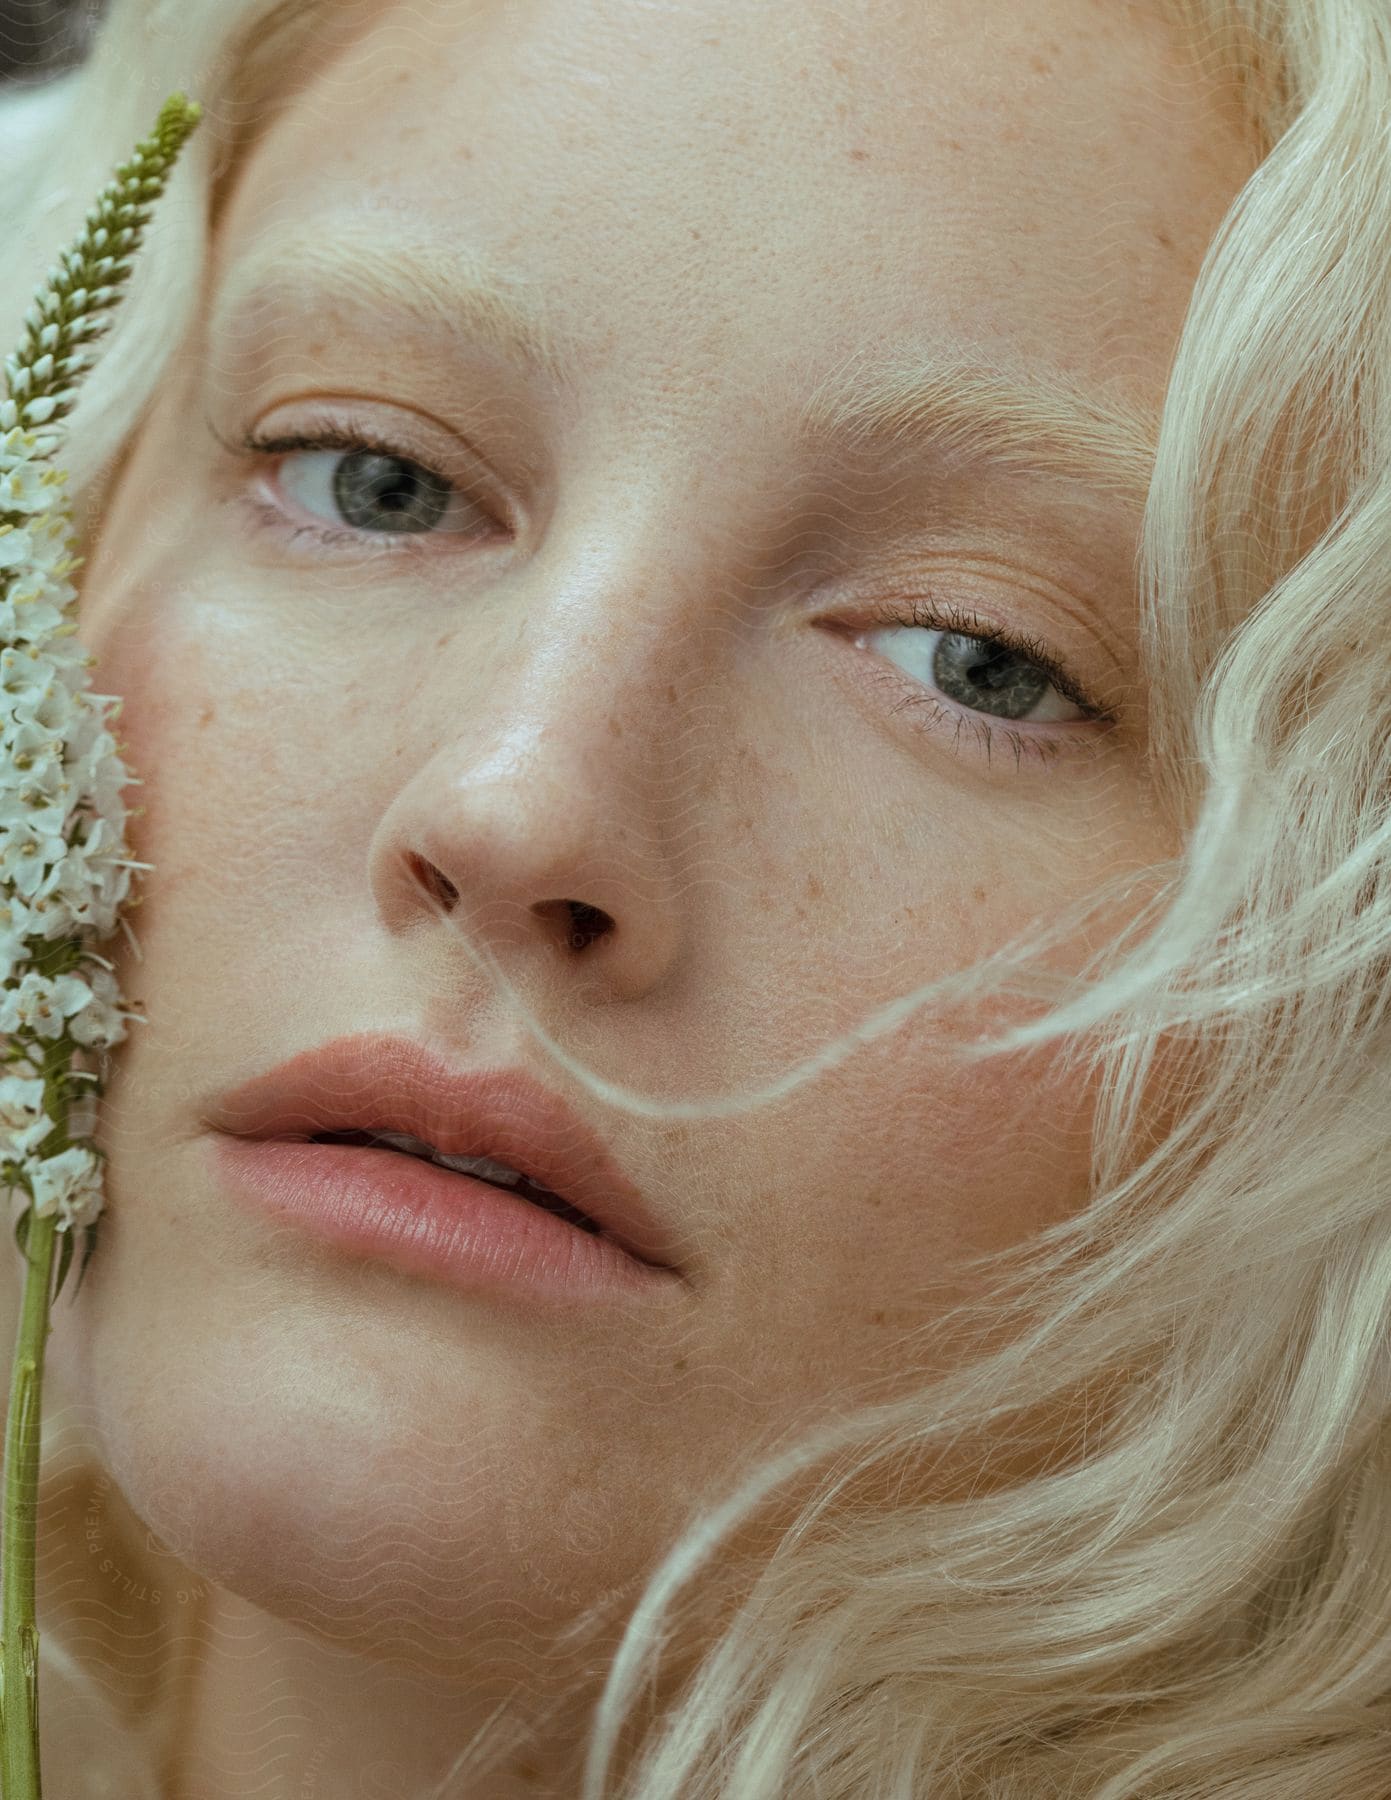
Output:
[[534, 899, 611, 950], [566, 901, 611, 950], [407, 852, 459, 910]]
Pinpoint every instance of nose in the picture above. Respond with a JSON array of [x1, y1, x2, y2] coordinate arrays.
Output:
[[367, 658, 692, 1007]]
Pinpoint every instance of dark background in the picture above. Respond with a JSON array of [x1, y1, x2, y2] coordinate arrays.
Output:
[[0, 0, 102, 83]]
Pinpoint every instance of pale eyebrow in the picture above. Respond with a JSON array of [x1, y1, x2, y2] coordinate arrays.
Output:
[[794, 345, 1160, 512], [209, 221, 570, 387], [211, 223, 1160, 511]]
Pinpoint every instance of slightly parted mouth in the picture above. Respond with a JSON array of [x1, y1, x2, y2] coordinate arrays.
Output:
[[206, 1036, 683, 1275], [303, 1128, 607, 1237]]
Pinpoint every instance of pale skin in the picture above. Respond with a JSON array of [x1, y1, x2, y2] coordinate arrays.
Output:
[[26, 0, 1256, 1793]]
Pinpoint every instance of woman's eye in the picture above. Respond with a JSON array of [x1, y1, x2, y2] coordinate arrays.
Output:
[[870, 621, 1086, 724], [227, 421, 497, 551], [850, 598, 1111, 769]]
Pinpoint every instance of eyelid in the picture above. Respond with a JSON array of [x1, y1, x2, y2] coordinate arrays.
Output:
[[204, 405, 506, 541], [852, 593, 1113, 719], [824, 592, 1119, 771]]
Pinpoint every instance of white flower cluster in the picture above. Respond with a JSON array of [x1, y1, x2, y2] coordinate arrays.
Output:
[[0, 395, 145, 1235], [0, 94, 198, 1279]]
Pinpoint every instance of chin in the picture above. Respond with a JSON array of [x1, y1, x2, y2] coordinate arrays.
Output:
[[64, 1290, 636, 1679]]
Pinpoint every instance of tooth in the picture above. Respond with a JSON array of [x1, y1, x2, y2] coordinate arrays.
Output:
[[362, 1131, 530, 1190], [369, 1130, 439, 1159], [433, 1151, 525, 1187]]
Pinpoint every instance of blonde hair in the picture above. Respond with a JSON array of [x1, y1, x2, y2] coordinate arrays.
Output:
[[4, 0, 1391, 1793]]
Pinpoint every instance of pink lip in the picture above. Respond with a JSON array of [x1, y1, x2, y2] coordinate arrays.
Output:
[[208, 1136, 676, 1302], [202, 1032, 684, 1280]]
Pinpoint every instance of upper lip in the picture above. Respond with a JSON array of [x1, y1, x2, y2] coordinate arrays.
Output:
[[204, 1032, 680, 1274]]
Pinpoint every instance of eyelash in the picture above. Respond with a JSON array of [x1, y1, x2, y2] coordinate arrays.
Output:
[[219, 409, 491, 555], [854, 595, 1113, 770], [218, 414, 1113, 770]]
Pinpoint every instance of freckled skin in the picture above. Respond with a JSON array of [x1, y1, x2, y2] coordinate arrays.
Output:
[[37, 0, 1256, 1793]]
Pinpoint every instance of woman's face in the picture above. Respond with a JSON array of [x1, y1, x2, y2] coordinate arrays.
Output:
[[57, 0, 1252, 1702]]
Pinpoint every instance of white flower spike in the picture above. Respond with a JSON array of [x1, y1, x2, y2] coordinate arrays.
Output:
[[0, 92, 203, 1800]]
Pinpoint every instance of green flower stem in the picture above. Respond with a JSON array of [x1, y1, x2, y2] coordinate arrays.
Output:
[[1, 1042, 69, 1800]]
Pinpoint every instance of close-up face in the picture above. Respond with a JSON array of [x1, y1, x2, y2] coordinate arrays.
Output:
[[49, 0, 1256, 1739]]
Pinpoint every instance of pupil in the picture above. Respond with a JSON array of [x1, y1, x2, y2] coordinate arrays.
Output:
[[934, 633, 1049, 720], [333, 450, 450, 533]]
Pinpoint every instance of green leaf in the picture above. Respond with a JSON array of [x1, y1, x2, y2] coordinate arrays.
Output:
[[71, 1218, 99, 1299], [51, 1227, 74, 1306]]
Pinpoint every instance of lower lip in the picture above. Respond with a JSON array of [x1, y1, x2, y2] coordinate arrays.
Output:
[[210, 1136, 678, 1302]]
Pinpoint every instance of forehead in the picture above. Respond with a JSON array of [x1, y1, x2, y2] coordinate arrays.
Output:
[[215, 0, 1252, 423]]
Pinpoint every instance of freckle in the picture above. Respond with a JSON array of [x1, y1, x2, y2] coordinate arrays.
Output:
[[435, 632, 450, 651], [690, 227, 702, 240], [805, 874, 823, 900], [607, 715, 623, 738], [665, 684, 678, 705], [1030, 52, 1053, 75], [946, 138, 964, 153], [1156, 228, 1174, 251], [455, 144, 474, 161], [870, 1310, 885, 1326], [197, 703, 215, 729], [672, 1355, 687, 1373], [974, 885, 986, 903], [848, 147, 869, 162]]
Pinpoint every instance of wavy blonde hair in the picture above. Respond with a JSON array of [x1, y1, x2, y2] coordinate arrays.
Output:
[[3, 0, 1391, 1793]]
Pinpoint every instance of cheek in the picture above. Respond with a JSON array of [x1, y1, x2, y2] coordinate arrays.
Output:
[[78, 605, 227, 908], [75, 544, 187, 767], [718, 1010, 1101, 1397], [858, 1036, 1100, 1275], [78, 563, 327, 920]]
